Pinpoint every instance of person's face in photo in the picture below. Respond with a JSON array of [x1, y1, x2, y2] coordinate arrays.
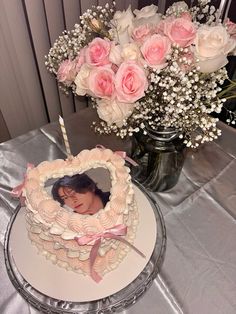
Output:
[[58, 187, 99, 215]]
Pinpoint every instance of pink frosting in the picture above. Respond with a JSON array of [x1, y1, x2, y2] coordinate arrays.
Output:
[[24, 179, 39, 194], [103, 248, 117, 267], [110, 154, 126, 166], [36, 161, 50, 172], [82, 216, 104, 234], [56, 210, 70, 227], [115, 167, 130, 181], [27, 168, 40, 181], [111, 182, 129, 195], [68, 213, 85, 232], [77, 149, 90, 160], [88, 147, 103, 159], [28, 189, 46, 208], [99, 211, 116, 229], [110, 196, 126, 214], [70, 157, 81, 168], [97, 149, 113, 161], [37, 159, 65, 177], [38, 199, 60, 222]]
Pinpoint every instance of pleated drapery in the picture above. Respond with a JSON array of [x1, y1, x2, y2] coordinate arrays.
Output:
[[0, 0, 138, 141]]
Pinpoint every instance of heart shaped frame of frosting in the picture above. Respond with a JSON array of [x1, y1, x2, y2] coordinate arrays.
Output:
[[23, 148, 136, 241]]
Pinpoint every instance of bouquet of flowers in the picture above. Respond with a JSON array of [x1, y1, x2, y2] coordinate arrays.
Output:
[[45, 0, 236, 148]]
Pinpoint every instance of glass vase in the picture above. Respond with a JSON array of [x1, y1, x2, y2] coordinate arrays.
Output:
[[131, 126, 186, 192]]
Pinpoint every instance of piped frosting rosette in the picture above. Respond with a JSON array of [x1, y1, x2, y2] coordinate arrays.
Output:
[[22, 148, 139, 281]]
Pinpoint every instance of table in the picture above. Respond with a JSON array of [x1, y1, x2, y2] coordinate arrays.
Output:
[[1, 108, 236, 314]]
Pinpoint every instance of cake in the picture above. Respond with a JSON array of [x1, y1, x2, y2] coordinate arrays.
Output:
[[21, 147, 140, 282]]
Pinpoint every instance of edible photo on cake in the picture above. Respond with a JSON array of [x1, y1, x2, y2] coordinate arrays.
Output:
[[50, 168, 111, 216]]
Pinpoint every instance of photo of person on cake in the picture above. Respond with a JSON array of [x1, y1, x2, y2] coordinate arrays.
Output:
[[51, 173, 110, 215]]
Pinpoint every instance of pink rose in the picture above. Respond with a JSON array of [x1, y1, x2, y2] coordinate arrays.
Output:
[[164, 17, 196, 47], [225, 19, 236, 40], [141, 34, 171, 68], [154, 16, 174, 35], [85, 38, 111, 66], [57, 59, 76, 85], [97, 98, 135, 128], [132, 25, 152, 43], [115, 61, 148, 103], [88, 67, 115, 99], [180, 12, 192, 21]]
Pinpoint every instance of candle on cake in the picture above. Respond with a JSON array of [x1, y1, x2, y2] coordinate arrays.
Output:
[[59, 115, 72, 159]]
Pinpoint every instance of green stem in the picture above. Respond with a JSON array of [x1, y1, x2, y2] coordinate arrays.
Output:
[[218, 80, 236, 98], [223, 95, 236, 100]]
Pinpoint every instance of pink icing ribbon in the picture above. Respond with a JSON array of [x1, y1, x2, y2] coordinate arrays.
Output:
[[96, 145, 138, 167], [11, 163, 34, 205], [74, 224, 145, 283]]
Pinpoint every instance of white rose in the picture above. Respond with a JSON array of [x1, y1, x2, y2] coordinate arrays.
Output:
[[115, 29, 131, 45], [134, 5, 158, 19], [133, 5, 161, 28], [74, 64, 92, 96], [194, 25, 236, 73], [97, 98, 135, 128], [109, 44, 122, 65], [113, 5, 134, 33], [168, 1, 188, 13], [112, 6, 134, 44], [121, 43, 142, 61]]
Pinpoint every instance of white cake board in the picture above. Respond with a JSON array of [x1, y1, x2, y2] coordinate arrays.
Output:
[[9, 185, 157, 302]]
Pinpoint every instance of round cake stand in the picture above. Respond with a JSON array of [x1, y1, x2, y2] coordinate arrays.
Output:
[[4, 181, 166, 314]]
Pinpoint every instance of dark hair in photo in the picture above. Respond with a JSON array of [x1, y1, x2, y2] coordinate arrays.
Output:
[[51, 173, 110, 206]]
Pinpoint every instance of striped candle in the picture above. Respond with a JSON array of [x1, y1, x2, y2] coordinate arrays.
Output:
[[59, 115, 72, 158]]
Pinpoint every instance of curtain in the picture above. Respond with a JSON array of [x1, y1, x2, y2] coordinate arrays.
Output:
[[0, 0, 138, 141]]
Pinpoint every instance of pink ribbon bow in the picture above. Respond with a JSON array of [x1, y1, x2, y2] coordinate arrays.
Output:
[[96, 144, 138, 167], [11, 163, 34, 205], [74, 224, 145, 283]]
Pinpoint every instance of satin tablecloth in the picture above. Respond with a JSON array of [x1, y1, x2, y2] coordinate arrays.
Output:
[[0, 108, 236, 314]]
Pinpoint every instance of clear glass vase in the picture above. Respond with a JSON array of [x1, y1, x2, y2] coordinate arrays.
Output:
[[131, 126, 186, 192]]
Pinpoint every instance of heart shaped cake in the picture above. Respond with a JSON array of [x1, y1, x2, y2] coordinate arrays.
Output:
[[22, 147, 139, 282]]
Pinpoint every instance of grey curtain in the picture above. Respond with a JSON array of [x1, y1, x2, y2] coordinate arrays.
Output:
[[0, 0, 138, 142]]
